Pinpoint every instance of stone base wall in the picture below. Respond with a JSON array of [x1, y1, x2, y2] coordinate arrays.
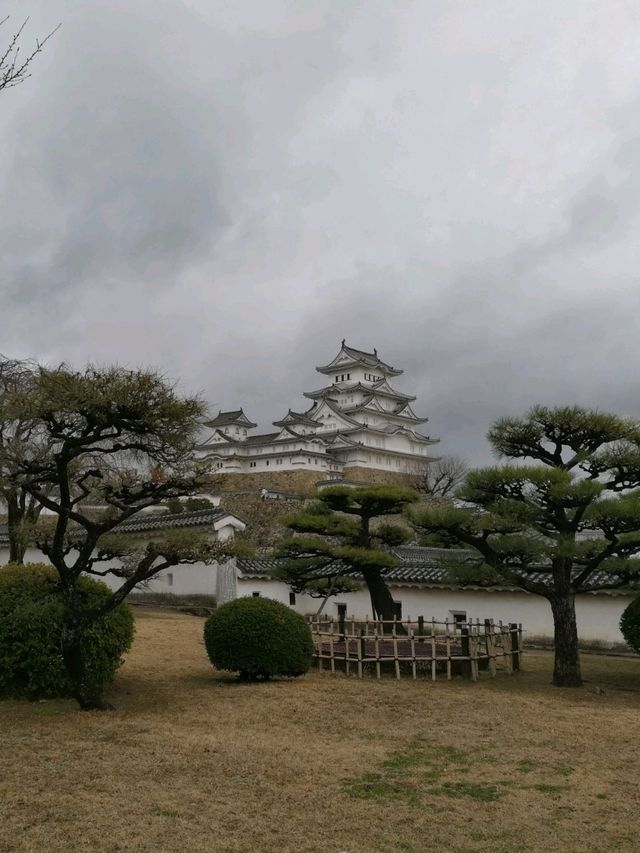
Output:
[[215, 466, 416, 496], [342, 466, 415, 486], [217, 470, 323, 497]]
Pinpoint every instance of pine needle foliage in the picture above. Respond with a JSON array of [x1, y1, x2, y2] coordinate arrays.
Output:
[[276, 484, 418, 620], [409, 405, 640, 687], [1, 363, 235, 709]]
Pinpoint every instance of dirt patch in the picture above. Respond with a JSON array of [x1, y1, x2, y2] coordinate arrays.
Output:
[[1, 609, 639, 852]]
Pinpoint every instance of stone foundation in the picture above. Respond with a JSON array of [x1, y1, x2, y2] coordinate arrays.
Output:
[[214, 466, 417, 496], [342, 466, 416, 486], [217, 470, 323, 497]]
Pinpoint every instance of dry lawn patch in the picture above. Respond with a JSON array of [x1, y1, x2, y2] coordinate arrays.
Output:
[[1, 609, 639, 853]]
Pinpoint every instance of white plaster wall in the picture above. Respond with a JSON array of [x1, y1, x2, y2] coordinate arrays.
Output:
[[3, 547, 635, 646], [0, 547, 47, 565], [235, 578, 635, 646]]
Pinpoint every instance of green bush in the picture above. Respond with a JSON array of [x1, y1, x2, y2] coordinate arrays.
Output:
[[203, 596, 313, 680], [620, 595, 640, 655], [0, 563, 134, 700]]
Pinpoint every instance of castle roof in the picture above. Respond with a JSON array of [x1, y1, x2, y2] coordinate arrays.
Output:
[[304, 381, 415, 402], [342, 398, 428, 424], [272, 409, 319, 428], [203, 409, 257, 429], [316, 341, 403, 377]]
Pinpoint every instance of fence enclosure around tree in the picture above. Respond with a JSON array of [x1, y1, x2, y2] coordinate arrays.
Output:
[[308, 615, 523, 681]]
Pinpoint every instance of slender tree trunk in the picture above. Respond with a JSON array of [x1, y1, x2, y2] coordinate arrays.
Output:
[[547, 593, 582, 687], [60, 619, 114, 711], [6, 495, 26, 564]]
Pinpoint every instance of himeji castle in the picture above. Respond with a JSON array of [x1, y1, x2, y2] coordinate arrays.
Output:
[[196, 342, 439, 490]]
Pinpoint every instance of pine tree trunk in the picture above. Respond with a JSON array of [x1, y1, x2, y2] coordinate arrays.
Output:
[[548, 593, 582, 687], [61, 622, 114, 711], [362, 569, 406, 634]]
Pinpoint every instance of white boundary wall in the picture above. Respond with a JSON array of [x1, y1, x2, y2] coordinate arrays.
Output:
[[3, 548, 635, 647]]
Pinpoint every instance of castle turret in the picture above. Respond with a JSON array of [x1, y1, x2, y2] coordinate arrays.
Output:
[[202, 409, 256, 442]]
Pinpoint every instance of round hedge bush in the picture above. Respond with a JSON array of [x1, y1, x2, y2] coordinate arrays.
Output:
[[204, 596, 314, 680], [620, 595, 640, 655], [0, 563, 135, 700]]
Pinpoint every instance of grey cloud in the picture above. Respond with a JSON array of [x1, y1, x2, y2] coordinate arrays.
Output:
[[2, 0, 640, 467]]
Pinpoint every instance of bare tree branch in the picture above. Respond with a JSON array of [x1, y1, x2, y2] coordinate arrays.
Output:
[[0, 16, 60, 94], [409, 455, 468, 498]]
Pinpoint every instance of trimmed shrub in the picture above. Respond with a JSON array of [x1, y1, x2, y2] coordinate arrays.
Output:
[[0, 563, 134, 700], [203, 596, 313, 680], [620, 595, 640, 655]]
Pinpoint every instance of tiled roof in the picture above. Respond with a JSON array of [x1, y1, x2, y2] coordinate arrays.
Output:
[[237, 547, 486, 588], [237, 545, 640, 593], [203, 409, 256, 428], [343, 344, 381, 366], [113, 509, 235, 534], [316, 343, 402, 377], [0, 511, 242, 544], [273, 410, 319, 428]]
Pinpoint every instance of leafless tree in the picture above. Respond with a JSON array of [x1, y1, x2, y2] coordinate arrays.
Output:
[[1, 15, 60, 94], [0, 355, 53, 562], [411, 455, 468, 498]]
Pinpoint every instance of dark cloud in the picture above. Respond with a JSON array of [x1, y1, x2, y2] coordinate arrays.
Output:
[[2, 0, 640, 465]]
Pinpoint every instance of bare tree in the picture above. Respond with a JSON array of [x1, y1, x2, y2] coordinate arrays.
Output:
[[411, 455, 468, 498], [0, 355, 53, 562], [1, 15, 60, 94]]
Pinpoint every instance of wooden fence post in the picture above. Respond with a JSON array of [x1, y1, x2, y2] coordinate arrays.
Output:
[[358, 628, 365, 678], [509, 622, 520, 671], [460, 625, 471, 679]]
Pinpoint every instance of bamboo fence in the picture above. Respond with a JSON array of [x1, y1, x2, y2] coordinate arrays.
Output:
[[308, 615, 523, 681]]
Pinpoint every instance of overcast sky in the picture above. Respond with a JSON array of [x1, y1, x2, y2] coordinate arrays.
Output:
[[2, 1, 640, 465]]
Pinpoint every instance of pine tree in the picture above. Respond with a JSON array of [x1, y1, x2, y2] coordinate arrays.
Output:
[[3, 364, 229, 709], [409, 406, 640, 687], [275, 485, 418, 623]]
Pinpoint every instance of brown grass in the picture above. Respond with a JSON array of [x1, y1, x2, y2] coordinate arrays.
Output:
[[1, 610, 640, 853]]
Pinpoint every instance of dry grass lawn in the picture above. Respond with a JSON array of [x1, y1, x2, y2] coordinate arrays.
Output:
[[1, 609, 640, 853]]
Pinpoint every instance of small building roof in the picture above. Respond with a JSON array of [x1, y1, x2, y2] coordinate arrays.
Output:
[[114, 508, 245, 534], [0, 510, 247, 546]]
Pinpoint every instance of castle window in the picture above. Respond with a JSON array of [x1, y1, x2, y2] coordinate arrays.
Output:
[[347, 373, 351, 380], [289, 592, 296, 606], [266, 460, 270, 466]]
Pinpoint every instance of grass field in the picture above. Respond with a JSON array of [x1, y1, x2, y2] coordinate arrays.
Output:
[[1, 609, 639, 853]]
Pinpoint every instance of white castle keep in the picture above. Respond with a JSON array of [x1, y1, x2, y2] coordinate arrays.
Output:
[[196, 342, 439, 482]]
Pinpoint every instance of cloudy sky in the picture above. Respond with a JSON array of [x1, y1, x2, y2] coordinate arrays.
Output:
[[2, 1, 640, 465]]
